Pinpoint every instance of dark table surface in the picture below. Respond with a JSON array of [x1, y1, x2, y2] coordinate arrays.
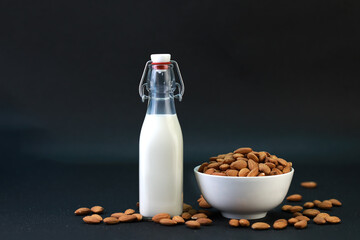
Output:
[[1, 157, 359, 240]]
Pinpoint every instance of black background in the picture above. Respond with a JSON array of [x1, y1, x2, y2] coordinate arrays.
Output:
[[0, 0, 360, 239]]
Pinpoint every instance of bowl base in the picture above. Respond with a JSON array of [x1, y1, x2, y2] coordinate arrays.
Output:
[[221, 211, 267, 220]]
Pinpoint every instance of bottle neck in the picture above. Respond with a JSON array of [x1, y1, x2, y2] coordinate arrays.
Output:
[[146, 94, 176, 115], [146, 65, 176, 115]]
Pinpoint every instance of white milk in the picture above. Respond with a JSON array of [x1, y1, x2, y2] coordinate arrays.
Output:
[[139, 114, 183, 217]]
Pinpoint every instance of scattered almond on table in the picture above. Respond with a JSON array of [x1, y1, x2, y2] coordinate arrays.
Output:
[[251, 222, 270, 230], [185, 220, 201, 229], [74, 175, 343, 231], [83, 215, 101, 224], [294, 220, 307, 229], [239, 219, 250, 227], [91, 206, 104, 214], [196, 218, 212, 226], [74, 207, 91, 215], [229, 219, 240, 227], [287, 194, 302, 202], [159, 218, 177, 226], [273, 219, 288, 229], [301, 181, 317, 188], [103, 217, 119, 224]]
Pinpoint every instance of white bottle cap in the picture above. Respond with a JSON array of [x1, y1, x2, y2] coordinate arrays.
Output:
[[151, 54, 171, 63]]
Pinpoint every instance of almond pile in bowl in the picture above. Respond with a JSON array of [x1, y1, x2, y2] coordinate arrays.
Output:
[[198, 147, 292, 177]]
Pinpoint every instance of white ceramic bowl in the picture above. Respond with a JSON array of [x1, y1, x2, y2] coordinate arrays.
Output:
[[194, 166, 294, 219]]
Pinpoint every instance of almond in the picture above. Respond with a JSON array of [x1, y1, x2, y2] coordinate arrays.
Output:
[[303, 202, 315, 208], [325, 216, 341, 224], [287, 194, 302, 202], [258, 172, 266, 176], [133, 213, 143, 221], [234, 147, 252, 154], [265, 162, 276, 169], [196, 218, 212, 226], [119, 214, 137, 222], [173, 216, 185, 224], [124, 209, 135, 215], [90, 206, 104, 214], [209, 156, 218, 161], [233, 153, 244, 158], [103, 217, 119, 224], [247, 167, 259, 177], [288, 218, 299, 225], [207, 162, 220, 169], [313, 216, 326, 225], [271, 168, 283, 175], [238, 168, 250, 177], [259, 152, 267, 161], [295, 215, 310, 221], [226, 169, 239, 176], [160, 218, 177, 226], [217, 154, 226, 159], [251, 222, 270, 230], [91, 214, 103, 221], [277, 158, 288, 166], [198, 162, 209, 172], [152, 213, 171, 223], [185, 220, 201, 229], [318, 200, 332, 210], [239, 219, 250, 227], [182, 212, 192, 220], [199, 199, 212, 208], [223, 156, 236, 164], [317, 213, 330, 218], [191, 213, 207, 220], [313, 200, 321, 207], [247, 152, 259, 162], [259, 163, 271, 175], [75, 207, 91, 215], [267, 157, 278, 165], [229, 219, 240, 227], [282, 166, 291, 173], [301, 181, 317, 188], [230, 160, 247, 170], [277, 165, 284, 171], [219, 164, 230, 171], [273, 219, 288, 229], [111, 212, 125, 218], [294, 220, 307, 229], [281, 205, 292, 211], [290, 206, 303, 213], [83, 215, 101, 224], [248, 159, 258, 170], [303, 209, 320, 218], [204, 168, 216, 175], [328, 199, 342, 206]]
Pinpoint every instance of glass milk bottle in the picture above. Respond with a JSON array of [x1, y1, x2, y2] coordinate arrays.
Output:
[[138, 54, 184, 218]]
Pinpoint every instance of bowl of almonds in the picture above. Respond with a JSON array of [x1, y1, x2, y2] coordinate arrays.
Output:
[[194, 147, 294, 220]]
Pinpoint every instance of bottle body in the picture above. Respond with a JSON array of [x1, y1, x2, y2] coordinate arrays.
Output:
[[139, 114, 183, 217], [138, 56, 184, 218]]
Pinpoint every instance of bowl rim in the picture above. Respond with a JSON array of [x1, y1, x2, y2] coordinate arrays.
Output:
[[194, 165, 294, 179]]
